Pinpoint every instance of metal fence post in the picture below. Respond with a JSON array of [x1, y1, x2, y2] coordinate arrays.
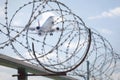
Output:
[[87, 61, 90, 80], [18, 68, 27, 80]]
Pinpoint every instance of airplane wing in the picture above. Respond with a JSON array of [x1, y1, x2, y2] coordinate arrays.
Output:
[[28, 27, 36, 31], [11, 26, 36, 31], [42, 16, 54, 31]]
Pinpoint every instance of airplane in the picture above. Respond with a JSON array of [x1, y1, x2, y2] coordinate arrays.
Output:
[[28, 16, 63, 36]]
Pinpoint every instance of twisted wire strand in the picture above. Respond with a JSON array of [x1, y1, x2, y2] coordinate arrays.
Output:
[[0, 0, 119, 79], [69, 29, 117, 79]]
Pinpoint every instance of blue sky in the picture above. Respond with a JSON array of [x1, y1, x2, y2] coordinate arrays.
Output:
[[0, 0, 120, 80], [61, 0, 120, 53]]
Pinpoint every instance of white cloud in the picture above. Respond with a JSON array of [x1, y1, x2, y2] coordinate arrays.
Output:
[[88, 7, 120, 19], [100, 28, 112, 35]]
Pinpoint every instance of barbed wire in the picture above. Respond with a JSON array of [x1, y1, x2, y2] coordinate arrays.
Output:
[[69, 29, 118, 80], [0, 0, 119, 80]]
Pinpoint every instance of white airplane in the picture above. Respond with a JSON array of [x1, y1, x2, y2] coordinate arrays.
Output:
[[28, 16, 63, 36]]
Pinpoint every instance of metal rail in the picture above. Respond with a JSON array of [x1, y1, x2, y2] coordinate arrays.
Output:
[[0, 54, 77, 80]]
